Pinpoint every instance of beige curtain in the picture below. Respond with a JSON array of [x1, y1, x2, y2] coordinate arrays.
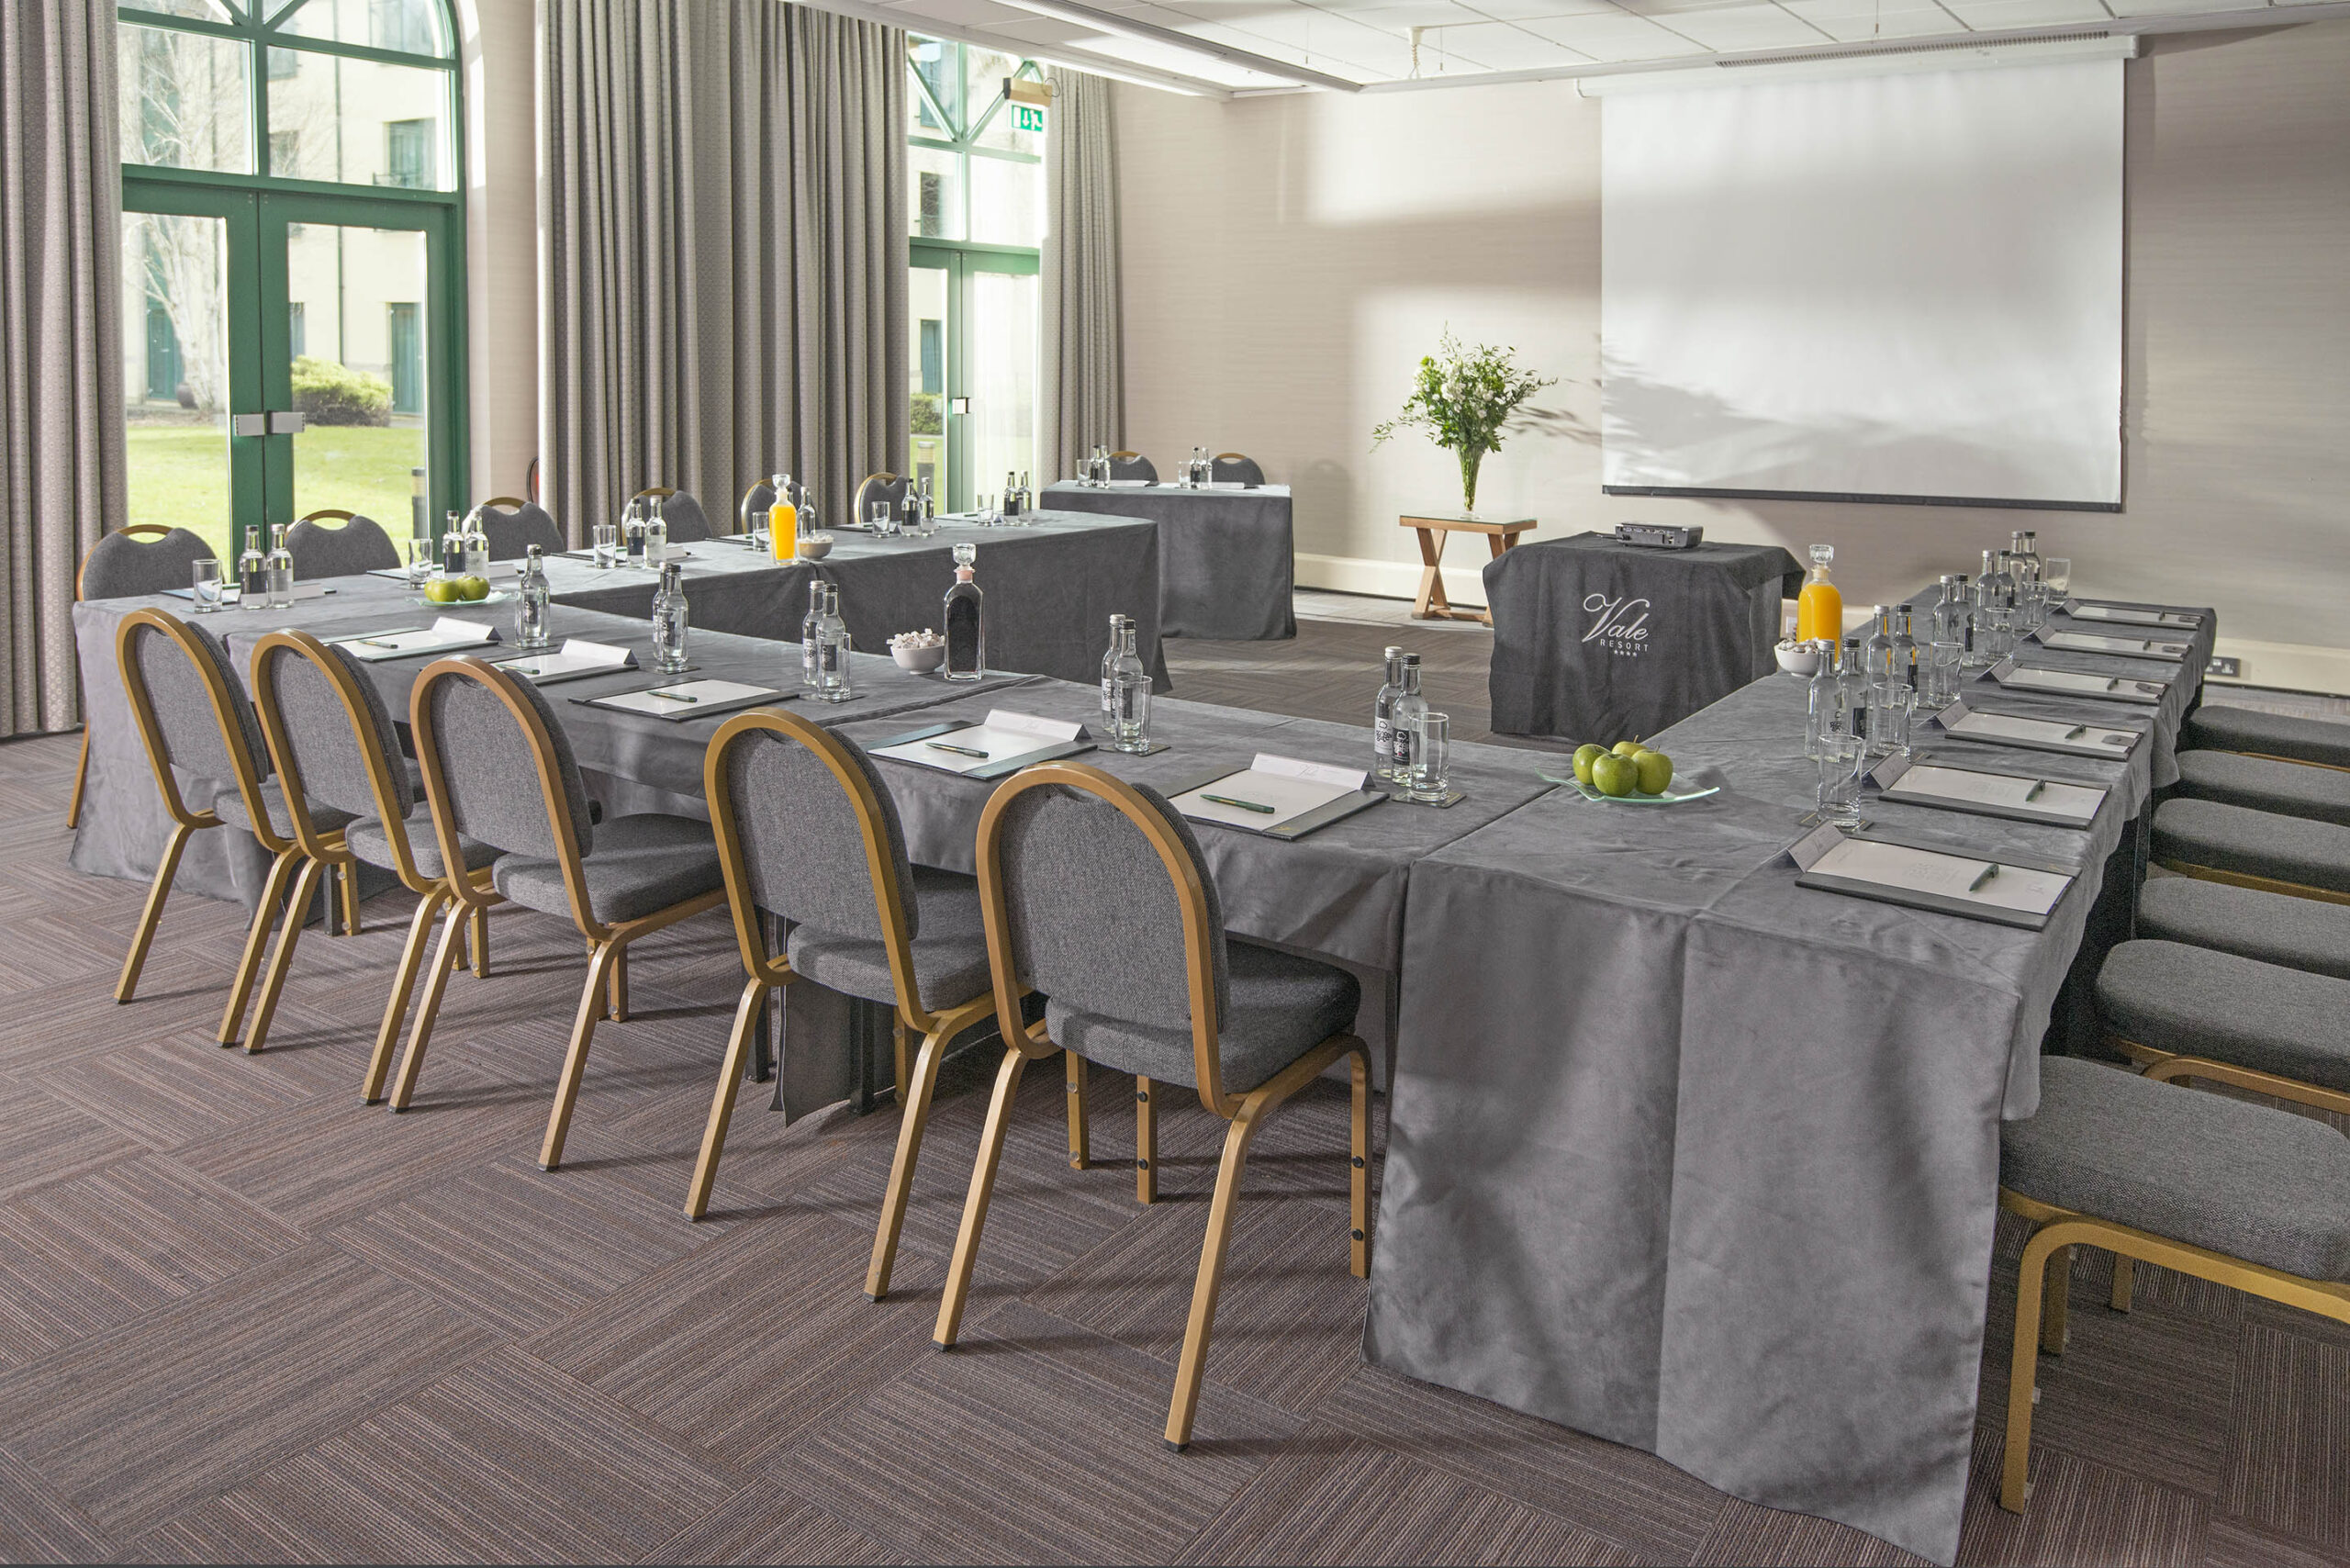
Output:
[[542, 0, 906, 538], [1, 0, 124, 736], [1041, 68, 1122, 484]]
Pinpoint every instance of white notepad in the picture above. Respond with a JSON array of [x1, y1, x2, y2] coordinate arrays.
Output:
[[2065, 600, 2202, 629], [1882, 764, 2105, 825], [1167, 755, 1366, 833], [1996, 663, 2170, 701], [331, 617, 499, 660], [491, 639, 635, 683], [1937, 706, 2140, 757], [2039, 630, 2191, 660], [590, 678, 778, 718], [869, 711, 1085, 773], [1810, 837, 2070, 918]]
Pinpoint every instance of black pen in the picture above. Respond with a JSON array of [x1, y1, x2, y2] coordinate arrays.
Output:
[[2062, 724, 2087, 740], [1202, 794, 1276, 814], [926, 741, 989, 757], [2023, 780, 2046, 802], [649, 689, 699, 703], [1968, 864, 2000, 892]]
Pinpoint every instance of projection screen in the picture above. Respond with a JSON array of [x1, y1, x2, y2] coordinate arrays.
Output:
[[1599, 58, 2124, 510]]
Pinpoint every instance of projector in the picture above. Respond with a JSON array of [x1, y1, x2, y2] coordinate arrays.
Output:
[[1615, 522, 1703, 550]]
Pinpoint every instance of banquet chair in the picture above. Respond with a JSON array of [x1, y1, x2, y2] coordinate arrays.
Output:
[[2095, 937, 2350, 1116], [850, 473, 910, 526], [2174, 749, 2350, 828], [477, 498, 565, 561], [1108, 450, 1157, 484], [113, 610, 352, 1043], [68, 524, 214, 828], [392, 656, 725, 1170], [1995, 1056, 2350, 1514], [2180, 705, 2350, 772], [632, 486, 711, 544], [933, 762, 1370, 1449], [685, 711, 1006, 1298], [1211, 453, 1265, 487], [2136, 876, 2350, 982], [247, 631, 503, 1086], [2152, 797, 2350, 904], [739, 478, 776, 537], [285, 510, 400, 577]]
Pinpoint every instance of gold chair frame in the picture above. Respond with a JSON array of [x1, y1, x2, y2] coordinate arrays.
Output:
[[248, 630, 497, 1092], [69, 524, 179, 830], [295, 508, 357, 524], [684, 710, 1006, 1308], [2159, 856, 2350, 908], [737, 481, 772, 538], [934, 761, 1371, 1450], [850, 472, 901, 526], [394, 655, 725, 1169]]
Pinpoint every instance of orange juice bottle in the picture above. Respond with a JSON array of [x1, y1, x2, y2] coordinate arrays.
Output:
[[768, 474, 798, 561], [1796, 543, 1842, 642]]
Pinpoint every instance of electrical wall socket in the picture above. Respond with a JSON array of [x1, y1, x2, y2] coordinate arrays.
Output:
[[2207, 655, 2242, 678]]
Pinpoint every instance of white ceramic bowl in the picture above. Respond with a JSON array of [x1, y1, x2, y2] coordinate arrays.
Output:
[[799, 534, 834, 560], [890, 642, 946, 674], [1774, 640, 1824, 678]]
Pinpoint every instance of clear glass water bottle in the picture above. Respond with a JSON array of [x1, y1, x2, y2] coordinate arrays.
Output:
[[624, 498, 647, 563], [460, 508, 489, 578], [1805, 644, 1841, 761], [2009, 531, 2045, 631], [1002, 471, 1020, 521], [1100, 613, 1151, 753], [944, 543, 985, 681], [1837, 633, 1868, 745], [265, 523, 294, 609], [515, 544, 553, 648], [1986, 549, 2020, 659], [813, 582, 852, 701], [1387, 653, 1427, 781], [1891, 605, 1919, 693], [1864, 607, 1910, 757], [238, 526, 267, 601], [1372, 644, 1404, 780], [650, 561, 689, 673]]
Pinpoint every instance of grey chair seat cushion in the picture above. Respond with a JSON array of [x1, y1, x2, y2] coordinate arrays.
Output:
[[216, 778, 355, 841], [2096, 939, 2350, 1092], [2183, 705, 2350, 772], [1046, 939, 1360, 1096], [786, 867, 990, 1015], [347, 805, 500, 881], [2153, 798, 2350, 897], [2176, 750, 2350, 829], [2138, 878, 2350, 982], [491, 812, 722, 925], [2002, 1056, 2350, 1282]]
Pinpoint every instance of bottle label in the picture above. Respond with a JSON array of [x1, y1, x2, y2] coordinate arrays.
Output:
[[1391, 725, 1412, 767], [1374, 718, 1392, 754]]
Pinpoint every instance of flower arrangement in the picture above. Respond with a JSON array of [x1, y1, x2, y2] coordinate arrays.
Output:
[[1371, 332, 1555, 514]]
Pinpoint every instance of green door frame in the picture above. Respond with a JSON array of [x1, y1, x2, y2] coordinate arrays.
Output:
[[910, 239, 1038, 514]]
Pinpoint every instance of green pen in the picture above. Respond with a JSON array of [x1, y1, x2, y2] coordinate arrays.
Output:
[[926, 741, 989, 757], [1202, 794, 1276, 814], [2023, 780, 2046, 802], [648, 689, 699, 703], [1968, 864, 2000, 892], [2062, 724, 2087, 740]]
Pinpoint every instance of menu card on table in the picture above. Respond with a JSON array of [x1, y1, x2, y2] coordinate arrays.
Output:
[[1990, 658, 2169, 705], [868, 711, 1096, 778], [2063, 600, 2203, 630], [576, 678, 789, 722], [329, 618, 500, 661], [1788, 822, 2074, 929], [1163, 755, 1382, 840], [1869, 756, 2106, 828], [490, 639, 636, 685], [2036, 630, 2191, 660], [1929, 700, 2142, 760]]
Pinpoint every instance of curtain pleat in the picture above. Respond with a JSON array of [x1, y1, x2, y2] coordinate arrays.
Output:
[[543, 0, 905, 541], [1041, 69, 1122, 483], [0, 0, 124, 736]]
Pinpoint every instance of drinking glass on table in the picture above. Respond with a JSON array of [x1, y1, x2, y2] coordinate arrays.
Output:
[[190, 559, 225, 613], [1408, 711, 1451, 803], [591, 521, 619, 568], [403, 534, 434, 588], [1814, 727, 1866, 830], [870, 499, 895, 537], [2042, 558, 2072, 602], [975, 492, 995, 527]]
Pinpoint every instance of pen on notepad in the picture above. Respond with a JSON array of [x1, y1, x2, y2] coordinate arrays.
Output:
[[1202, 794, 1276, 814], [2062, 724, 2087, 740], [359, 638, 402, 649], [2023, 781, 2046, 802], [1968, 864, 2000, 893], [648, 689, 699, 703], [926, 741, 989, 757]]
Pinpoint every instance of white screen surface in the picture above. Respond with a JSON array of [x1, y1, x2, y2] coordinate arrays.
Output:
[[1600, 60, 2123, 508]]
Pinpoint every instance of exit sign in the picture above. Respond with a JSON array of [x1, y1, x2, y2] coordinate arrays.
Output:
[[1013, 104, 1045, 132]]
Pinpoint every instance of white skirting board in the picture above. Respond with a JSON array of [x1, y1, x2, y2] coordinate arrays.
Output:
[[1296, 551, 1490, 609]]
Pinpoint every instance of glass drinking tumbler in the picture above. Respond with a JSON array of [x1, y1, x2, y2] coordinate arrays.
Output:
[[191, 559, 224, 613], [1409, 712, 1451, 803], [592, 521, 619, 568]]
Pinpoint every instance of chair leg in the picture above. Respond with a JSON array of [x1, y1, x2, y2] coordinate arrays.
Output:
[[468, 903, 489, 978], [2040, 1245, 2072, 1354], [115, 820, 194, 1002], [341, 863, 363, 936], [364, 889, 447, 1103], [243, 856, 325, 1054], [541, 939, 622, 1170], [1167, 1114, 1264, 1450], [606, 943, 628, 1021], [895, 1019, 912, 1105], [1136, 1075, 1158, 1204], [2002, 1227, 2064, 1512], [867, 1024, 952, 1300], [685, 976, 769, 1219], [216, 846, 301, 1043], [934, 1047, 1031, 1348], [1349, 1049, 1371, 1279], [388, 903, 469, 1111], [66, 729, 90, 830], [1065, 1051, 1089, 1170], [2110, 1255, 2135, 1313]]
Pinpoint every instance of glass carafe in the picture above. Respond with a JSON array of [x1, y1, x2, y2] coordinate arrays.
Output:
[[944, 543, 986, 681], [1796, 543, 1842, 644], [515, 545, 553, 648], [1100, 613, 1151, 753]]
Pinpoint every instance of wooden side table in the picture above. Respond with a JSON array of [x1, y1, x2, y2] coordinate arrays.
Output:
[[1400, 513, 1537, 624]]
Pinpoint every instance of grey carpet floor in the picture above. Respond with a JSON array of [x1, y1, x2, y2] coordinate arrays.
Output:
[[0, 609, 2343, 1565]]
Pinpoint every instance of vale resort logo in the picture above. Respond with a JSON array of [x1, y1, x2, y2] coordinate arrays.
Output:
[[1582, 593, 1653, 658]]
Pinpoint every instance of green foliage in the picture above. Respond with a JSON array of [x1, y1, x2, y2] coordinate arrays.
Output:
[[911, 390, 944, 435], [1371, 331, 1555, 510], [290, 355, 393, 427]]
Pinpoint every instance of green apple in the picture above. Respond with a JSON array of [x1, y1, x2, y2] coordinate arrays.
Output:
[[1572, 744, 1606, 784], [457, 575, 492, 602], [1611, 740, 1644, 758], [1634, 749, 1674, 795], [422, 577, 461, 604], [1591, 753, 1639, 798]]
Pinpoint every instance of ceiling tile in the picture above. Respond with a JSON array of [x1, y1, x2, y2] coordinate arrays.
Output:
[[1652, 2, 1835, 48], [975, 15, 1121, 41], [891, 0, 1041, 28], [2103, 0, 2235, 13], [1515, 9, 1714, 56], [1451, 0, 1624, 17], [1061, 29, 1315, 82], [1936, 0, 2113, 25], [1775, 0, 1967, 40], [1415, 18, 1602, 61]]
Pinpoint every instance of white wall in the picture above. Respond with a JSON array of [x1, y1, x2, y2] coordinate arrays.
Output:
[[456, 0, 538, 501], [1115, 23, 2350, 691]]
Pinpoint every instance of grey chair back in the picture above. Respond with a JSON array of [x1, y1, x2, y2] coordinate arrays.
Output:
[[123, 616, 266, 785], [989, 781, 1227, 1033], [1211, 454, 1265, 487], [480, 500, 565, 561], [416, 662, 593, 860], [82, 527, 213, 600], [741, 481, 776, 535], [1108, 452, 1158, 485], [716, 721, 919, 943], [851, 474, 910, 524], [657, 490, 711, 543], [286, 512, 400, 577], [252, 638, 409, 822]]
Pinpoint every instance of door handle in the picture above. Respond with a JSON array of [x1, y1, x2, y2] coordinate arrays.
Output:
[[268, 410, 306, 434], [231, 413, 265, 437], [949, 397, 970, 415]]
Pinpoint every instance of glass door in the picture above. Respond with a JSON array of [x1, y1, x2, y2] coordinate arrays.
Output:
[[910, 241, 1039, 512], [910, 258, 949, 507]]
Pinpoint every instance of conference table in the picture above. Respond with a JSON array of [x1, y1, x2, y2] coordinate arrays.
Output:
[[1368, 598, 2214, 1566], [1040, 481, 1295, 641]]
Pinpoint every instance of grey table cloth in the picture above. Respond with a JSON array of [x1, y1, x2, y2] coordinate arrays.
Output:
[[1367, 666, 2151, 1566], [543, 510, 1170, 692], [1041, 482, 1295, 641], [1485, 532, 1802, 743]]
